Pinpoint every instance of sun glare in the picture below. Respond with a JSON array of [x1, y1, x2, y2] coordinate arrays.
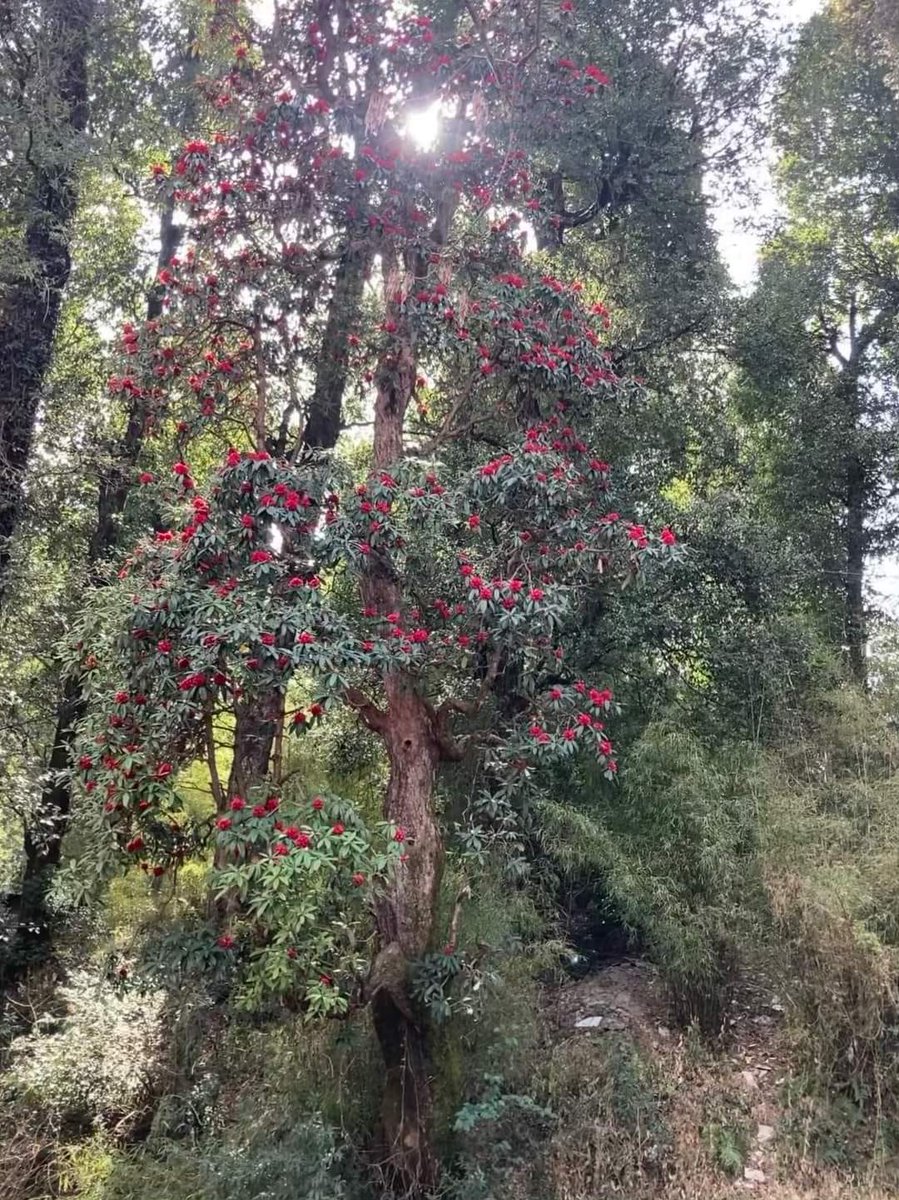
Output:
[[403, 101, 441, 150]]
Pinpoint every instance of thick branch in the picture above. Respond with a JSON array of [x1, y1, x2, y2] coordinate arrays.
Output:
[[344, 686, 389, 734]]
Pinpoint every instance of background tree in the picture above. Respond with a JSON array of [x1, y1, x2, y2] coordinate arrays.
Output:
[[735, 7, 899, 683], [0, 0, 207, 981], [838, 0, 899, 88], [0, 0, 96, 607]]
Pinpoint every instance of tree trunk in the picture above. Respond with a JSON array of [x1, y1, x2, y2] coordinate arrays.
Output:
[[369, 681, 442, 1189], [845, 450, 867, 686], [0, 0, 95, 608], [302, 236, 370, 451], [225, 697, 283, 804], [0, 677, 83, 987], [360, 304, 444, 1190]]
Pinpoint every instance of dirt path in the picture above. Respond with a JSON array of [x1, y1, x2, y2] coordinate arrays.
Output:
[[539, 957, 890, 1198]]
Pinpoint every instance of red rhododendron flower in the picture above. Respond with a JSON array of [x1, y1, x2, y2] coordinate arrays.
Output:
[[585, 64, 610, 85]]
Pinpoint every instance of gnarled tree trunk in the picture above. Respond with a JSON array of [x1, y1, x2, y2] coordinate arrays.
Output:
[[359, 298, 445, 1190], [370, 681, 442, 1188]]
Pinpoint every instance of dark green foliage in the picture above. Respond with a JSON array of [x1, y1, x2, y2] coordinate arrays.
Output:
[[539, 722, 763, 1032]]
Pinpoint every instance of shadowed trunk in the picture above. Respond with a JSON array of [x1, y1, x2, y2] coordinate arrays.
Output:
[[223, 226, 374, 812], [224, 694, 284, 811], [303, 236, 370, 451], [836, 365, 867, 688], [0, 0, 95, 609]]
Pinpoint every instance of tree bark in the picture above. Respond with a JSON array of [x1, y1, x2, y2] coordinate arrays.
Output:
[[225, 695, 283, 804], [845, 449, 867, 686], [0, 0, 95, 609], [302, 236, 370, 451], [360, 310, 444, 1190], [370, 682, 442, 1190]]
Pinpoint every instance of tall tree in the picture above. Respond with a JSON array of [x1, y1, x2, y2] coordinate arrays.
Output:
[[65, 2, 680, 1186], [0, 0, 95, 607], [0, 1, 207, 983], [736, 7, 899, 683]]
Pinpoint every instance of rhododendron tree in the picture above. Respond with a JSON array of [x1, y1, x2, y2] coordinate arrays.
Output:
[[68, 0, 680, 1185]]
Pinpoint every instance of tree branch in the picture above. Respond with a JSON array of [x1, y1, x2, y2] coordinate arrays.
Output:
[[344, 686, 389, 734], [205, 712, 225, 809]]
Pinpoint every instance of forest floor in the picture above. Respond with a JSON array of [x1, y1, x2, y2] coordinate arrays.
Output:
[[538, 953, 895, 1200]]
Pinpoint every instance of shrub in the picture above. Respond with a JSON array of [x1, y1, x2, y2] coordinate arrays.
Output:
[[53, 1118, 355, 1200], [762, 690, 899, 1137], [0, 1097, 57, 1200], [540, 721, 764, 1032], [6, 969, 165, 1129]]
